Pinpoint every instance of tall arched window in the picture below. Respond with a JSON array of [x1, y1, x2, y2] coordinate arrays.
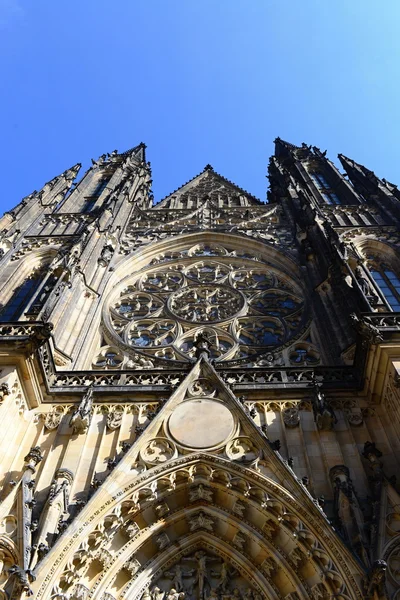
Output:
[[0, 268, 47, 322], [310, 172, 341, 205], [369, 266, 400, 311]]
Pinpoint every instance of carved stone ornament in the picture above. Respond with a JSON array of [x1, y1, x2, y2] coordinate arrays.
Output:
[[0, 382, 10, 402], [189, 484, 213, 503], [233, 500, 246, 517], [106, 409, 124, 431], [43, 410, 63, 431], [188, 378, 217, 397], [290, 547, 304, 568], [232, 531, 247, 550], [168, 285, 244, 323], [225, 437, 259, 463], [261, 556, 276, 577], [24, 445, 43, 470], [363, 559, 387, 598], [70, 386, 93, 434], [263, 520, 276, 537], [154, 502, 170, 518], [124, 557, 141, 576], [72, 583, 89, 600], [7, 565, 34, 598], [155, 532, 170, 551], [311, 583, 327, 600], [188, 511, 214, 532], [282, 406, 300, 428], [140, 438, 176, 465], [123, 520, 140, 538], [347, 411, 363, 426], [146, 550, 259, 600]]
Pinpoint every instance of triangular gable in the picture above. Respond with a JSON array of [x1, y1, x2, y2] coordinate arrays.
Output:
[[155, 166, 262, 209]]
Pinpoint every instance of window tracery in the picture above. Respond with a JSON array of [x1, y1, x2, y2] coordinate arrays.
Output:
[[104, 245, 306, 366], [359, 248, 400, 311], [369, 266, 400, 311], [0, 266, 48, 322]]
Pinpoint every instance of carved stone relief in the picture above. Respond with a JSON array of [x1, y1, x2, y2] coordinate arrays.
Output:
[[141, 439, 176, 465], [145, 550, 260, 600], [106, 408, 124, 431], [188, 379, 217, 398], [225, 437, 259, 463], [43, 410, 63, 431], [188, 511, 214, 532], [189, 485, 213, 503], [282, 406, 300, 428]]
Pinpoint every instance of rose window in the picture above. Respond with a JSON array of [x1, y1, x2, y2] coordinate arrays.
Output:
[[104, 252, 306, 365], [169, 286, 244, 323]]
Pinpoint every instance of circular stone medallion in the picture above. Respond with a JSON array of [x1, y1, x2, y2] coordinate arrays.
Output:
[[168, 285, 244, 323], [168, 399, 234, 449]]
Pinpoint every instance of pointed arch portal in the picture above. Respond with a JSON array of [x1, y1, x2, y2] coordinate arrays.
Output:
[[33, 360, 364, 600]]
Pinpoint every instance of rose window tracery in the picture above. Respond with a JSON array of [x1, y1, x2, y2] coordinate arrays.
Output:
[[104, 246, 306, 365], [169, 286, 244, 323]]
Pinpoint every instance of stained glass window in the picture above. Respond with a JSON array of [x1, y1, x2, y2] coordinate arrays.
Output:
[[370, 268, 400, 311]]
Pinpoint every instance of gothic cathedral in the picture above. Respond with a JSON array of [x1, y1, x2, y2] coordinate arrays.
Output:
[[0, 139, 399, 600]]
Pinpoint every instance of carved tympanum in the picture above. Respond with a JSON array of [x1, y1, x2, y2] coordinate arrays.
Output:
[[144, 550, 260, 600]]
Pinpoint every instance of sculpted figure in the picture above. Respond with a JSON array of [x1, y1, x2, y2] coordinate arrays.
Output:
[[70, 385, 94, 434], [310, 380, 337, 431], [193, 332, 213, 361], [166, 589, 178, 600], [151, 587, 165, 600], [353, 266, 377, 305]]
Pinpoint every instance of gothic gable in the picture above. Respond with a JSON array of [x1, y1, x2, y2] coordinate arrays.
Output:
[[155, 166, 262, 210]]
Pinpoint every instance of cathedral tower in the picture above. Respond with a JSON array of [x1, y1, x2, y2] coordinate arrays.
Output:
[[0, 141, 398, 600]]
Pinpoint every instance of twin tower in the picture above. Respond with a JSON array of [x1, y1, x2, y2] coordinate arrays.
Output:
[[0, 139, 399, 600]]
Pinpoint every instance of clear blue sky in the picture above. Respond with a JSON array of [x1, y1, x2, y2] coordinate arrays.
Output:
[[1, 0, 400, 209]]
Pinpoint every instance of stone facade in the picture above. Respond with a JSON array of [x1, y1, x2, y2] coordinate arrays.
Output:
[[0, 140, 399, 599]]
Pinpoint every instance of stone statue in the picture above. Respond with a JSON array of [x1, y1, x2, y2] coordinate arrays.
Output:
[[192, 551, 212, 600], [193, 332, 213, 361], [349, 312, 383, 344], [70, 385, 94, 434], [363, 559, 387, 598], [8, 565, 34, 597], [98, 244, 114, 267], [310, 380, 337, 431], [151, 587, 165, 600], [354, 266, 377, 305]]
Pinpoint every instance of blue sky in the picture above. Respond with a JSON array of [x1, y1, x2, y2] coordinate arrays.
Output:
[[1, 0, 400, 209]]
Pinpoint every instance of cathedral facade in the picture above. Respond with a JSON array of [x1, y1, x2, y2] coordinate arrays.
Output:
[[0, 139, 399, 600]]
